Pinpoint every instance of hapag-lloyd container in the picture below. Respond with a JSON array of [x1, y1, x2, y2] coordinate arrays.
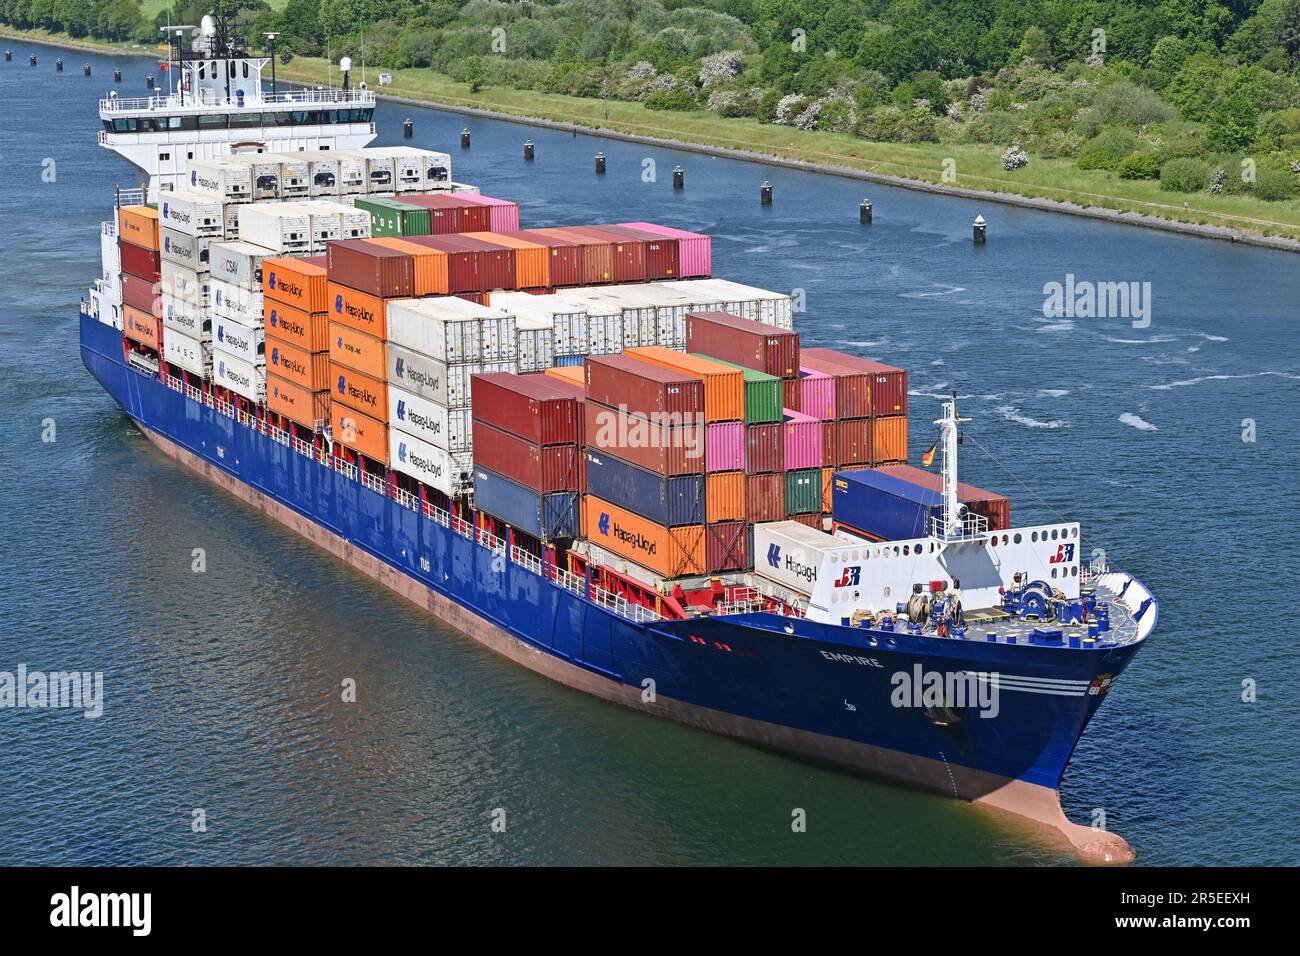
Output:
[[118, 205, 160, 251], [472, 372, 579, 446], [584, 354, 704, 421], [752, 520, 848, 594], [162, 327, 210, 377], [706, 471, 745, 522], [390, 427, 456, 496], [582, 494, 706, 579], [119, 241, 160, 281], [211, 277, 263, 325], [744, 422, 784, 474], [625, 346, 744, 424], [705, 521, 748, 573], [783, 409, 823, 470], [474, 467, 579, 543], [456, 194, 521, 232], [387, 383, 471, 453], [328, 281, 388, 339], [159, 188, 224, 238], [618, 222, 711, 277], [386, 342, 511, 409], [834, 418, 873, 465], [213, 315, 265, 365], [328, 240, 416, 298], [263, 256, 328, 312], [329, 321, 385, 380], [159, 227, 213, 271], [583, 450, 704, 527], [161, 292, 201, 338], [582, 401, 703, 476], [269, 339, 329, 390], [598, 225, 679, 279], [799, 368, 836, 420], [744, 473, 785, 523], [266, 301, 329, 352], [124, 306, 162, 349], [404, 235, 482, 293], [872, 415, 908, 464], [367, 237, 450, 295], [473, 421, 579, 493], [213, 351, 265, 402], [332, 361, 388, 419], [689, 354, 782, 424], [705, 421, 744, 472], [209, 240, 275, 290], [268, 374, 330, 429], [685, 310, 800, 378], [784, 467, 822, 515], [332, 402, 388, 463], [873, 464, 1011, 531], [464, 232, 548, 289], [237, 203, 311, 253], [801, 348, 909, 417]]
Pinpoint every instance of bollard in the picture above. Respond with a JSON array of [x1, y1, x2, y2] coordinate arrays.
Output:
[[760, 180, 773, 204], [30, 54, 37, 66], [403, 118, 413, 138], [84, 64, 91, 76], [859, 199, 873, 223], [4, 50, 11, 62], [973, 214, 987, 244], [672, 165, 684, 188], [146, 74, 155, 89], [524, 140, 535, 160], [595, 152, 606, 174], [460, 127, 470, 148], [114, 69, 122, 82], [56, 59, 64, 72]]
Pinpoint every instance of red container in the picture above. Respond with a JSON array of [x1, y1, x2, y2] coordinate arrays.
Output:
[[400, 194, 491, 234], [874, 464, 1011, 530], [472, 372, 578, 446], [705, 521, 748, 572], [121, 272, 158, 314], [119, 240, 160, 281], [506, 230, 583, 287], [566, 226, 647, 283], [585, 354, 704, 420], [602, 224, 679, 279], [531, 374, 586, 439], [782, 378, 801, 412], [685, 311, 800, 379], [744, 422, 784, 474], [405, 235, 482, 293], [820, 421, 837, 467], [472, 421, 579, 493], [745, 473, 785, 523], [453, 234, 517, 291], [787, 512, 823, 531], [798, 353, 871, 420], [835, 418, 874, 466], [535, 227, 614, 285], [583, 400, 703, 476], [327, 240, 415, 298], [801, 348, 908, 417]]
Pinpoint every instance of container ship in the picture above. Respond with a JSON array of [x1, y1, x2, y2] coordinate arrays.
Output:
[[78, 13, 1157, 863]]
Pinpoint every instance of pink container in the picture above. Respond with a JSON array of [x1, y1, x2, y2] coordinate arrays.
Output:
[[799, 367, 836, 421], [457, 194, 521, 232], [783, 409, 823, 470], [618, 221, 711, 277], [705, 421, 745, 473]]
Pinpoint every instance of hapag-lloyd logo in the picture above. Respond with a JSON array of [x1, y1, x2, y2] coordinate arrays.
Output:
[[591, 405, 704, 459], [271, 347, 306, 377], [269, 271, 304, 300], [397, 401, 441, 434], [399, 442, 443, 477], [394, 355, 440, 391], [335, 293, 377, 326], [219, 324, 251, 353], [338, 373, 380, 408], [597, 511, 656, 556]]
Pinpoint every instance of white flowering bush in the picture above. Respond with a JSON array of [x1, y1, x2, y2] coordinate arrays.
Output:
[[1002, 144, 1030, 170], [698, 50, 743, 89], [774, 93, 811, 125]]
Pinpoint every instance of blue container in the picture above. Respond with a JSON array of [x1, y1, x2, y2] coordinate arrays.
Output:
[[584, 449, 704, 527], [553, 355, 585, 367], [473, 466, 579, 541], [831, 469, 942, 541]]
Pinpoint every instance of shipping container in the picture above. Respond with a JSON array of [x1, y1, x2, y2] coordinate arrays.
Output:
[[387, 296, 479, 363], [782, 377, 801, 414], [162, 327, 210, 377], [831, 467, 1010, 541], [213, 351, 264, 402], [213, 315, 264, 365], [160, 260, 206, 307], [121, 274, 160, 316], [512, 314, 553, 372], [559, 287, 653, 350], [353, 197, 431, 238], [187, 157, 254, 202], [685, 310, 799, 378], [403, 235, 482, 294], [690, 355, 782, 425], [209, 240, 274, 290], [783, 409, 823, 471], [329, 321, 385, 380], [872, 414, 908, 465], [327, 281, 389, 339], [268, 374, 330, 429], [705, 521, 748, 573], [161, 291, 202, 339], [328, 239, 416, 298], [123, 305, 162, 350], [263, 256, 328, 312], [387, 384, 471, 453], [744, 422, 784, 475], [583, 450, 704, 527], [473, 421, 579, 493], [597, 224, 679, 279], [159, 227, 213, 271], [797, 354, 871, 420], [799, 368, 836, 420], [159, 189, 224, 238], [265, 301, 329, 352], [472, 372, 579, 446], [331, 361, 388, 419], [704, 421, 744, 473], [331, 402, 388, 463], [567, 226, 647, 283], [237, 202, 311, 253], [820, 421, 837, 468], [499, 230, 582, 287], [584, 354, 705, 421], [211, 277, 263, 325], [366, 237, 449, 295], [463, 232, 548, 290], [745, 473, 785, 523], [706, 471, 745, 523], [119, 240, 160, 281], [535, 227, 614, 285], [456, 194, 521, 232], [118, 205, 160, 251], [583, 400, 703, 476], [364, 146, 453, 192], [668, 278, 794, 329], [442, 234, 516, 292], [473, 467, 579, 542], [872, 464, 1010, 531], [802, 348, 908, 416], [625, 346, 745, 424], [753, 520, 847, 594], [822, 466, 834, 513], [544, 364, 586, 389], [582, 495, 705, 579], [784, 467, 822, 515], [390, 427, 458, 494], [401, 194, 491, 234], [617, 222, 711, 277], [268, 339, 329, 391], [386, 342, 510, 409], [834, 418, 873, 466]]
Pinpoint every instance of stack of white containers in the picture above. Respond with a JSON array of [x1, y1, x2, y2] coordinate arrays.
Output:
[[490, 292, 589, 371], [560, 283, 727, 352], [384, 297, 517, 495], [661, 278, 795, 330], [209, 240, 277, 400], [159, 189, 224, 377]]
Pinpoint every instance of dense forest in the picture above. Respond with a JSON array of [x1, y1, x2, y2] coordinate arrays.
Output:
[[5, 0, 1300, 200]]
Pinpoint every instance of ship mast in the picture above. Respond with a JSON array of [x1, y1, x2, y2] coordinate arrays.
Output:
[[934, 394, 971, 539]]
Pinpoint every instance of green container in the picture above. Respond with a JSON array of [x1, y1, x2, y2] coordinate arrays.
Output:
[[354, 196, 430, 237], [692, 354, 782, 424], [784, 468, 822, 515]]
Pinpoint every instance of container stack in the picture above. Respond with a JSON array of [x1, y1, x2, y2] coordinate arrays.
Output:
[[831, 466, 1010, 542], [155, 195, 221, 366], [799, 349, 910, 486], [117, 205, 166, 362], [354, 193, 520, 239], [262, 256, 331, 431], [490, 291, 588, 371], [209, 241, 273, 399]]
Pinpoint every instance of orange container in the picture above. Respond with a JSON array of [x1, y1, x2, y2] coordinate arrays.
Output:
[[327, 281, 389, 339], [265, 300, 329, 352], [268, 339, 330, 391], [331, 361, 388, 421], [263, 257, 328, 312], [123, 305, 162, 349], [544, 365, 585, 388], [331, 402, 389, 463], [872, 414, 908, 464], [822, 466, 833, 512], [464, 231, 549, 288], [706, 471, 745, 523], [267, 374, 330, 428], [118, 206, 159, 251], [329, 321, 386, 380], [582, 494, 706, 579], [625, 346, 744, 423], [368, 237, 450, 296]]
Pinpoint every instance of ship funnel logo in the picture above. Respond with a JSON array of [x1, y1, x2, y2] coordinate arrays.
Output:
[[766, 544, 781, 568], [337, 375, 346, 394], [396, 400, 406, 420], [598, 512, 610, 536]]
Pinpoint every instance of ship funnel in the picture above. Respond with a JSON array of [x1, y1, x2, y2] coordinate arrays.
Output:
[[201, 15, 216, 36]]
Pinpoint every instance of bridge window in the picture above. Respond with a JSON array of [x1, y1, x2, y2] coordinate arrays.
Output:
[[198, 114, 229, 129], [243, 62, 249, 79]]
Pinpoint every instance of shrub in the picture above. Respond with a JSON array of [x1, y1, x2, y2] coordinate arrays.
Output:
[[1159, 158, 1212, 192], [1094, 81, 1172, 127], [858, 106, 938, 143], [1002, 145, 1029, 170], [1251, 167, 1298, 201], [1076, 130, 1139, 170], [960, 110, 1022, 144], [645, 86, 698, 111], [817, 98, 858, 133], [756, 88, 784, 124], [1117, 152, 1162, 179]]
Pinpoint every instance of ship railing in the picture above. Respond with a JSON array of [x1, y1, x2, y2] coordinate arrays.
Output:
[[928, 512, 990, 542], [292, 436, 315, 458], [214, 398, 235, 419], [97, 130, 108, 146], [477, 528, 506, 556], [333, 457, 358, 481], [360, 471, 386, 496], [421, 500, 451, 528], [589, 585, 660, 624], [391, 486, 419, 512], [101, 220, 117, 238], [162, 373, 182, 394], [450, 513, 475, 541], [265, 424, 288, 446], [236, 408, 256, 429], [550, 566, 586, 596], [115, 188, 145, 208], [100, 88, 376, 114], [510, 545, 543, 577]]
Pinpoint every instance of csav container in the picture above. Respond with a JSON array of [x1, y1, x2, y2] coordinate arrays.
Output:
[[583, 449, 704, 527], [456, 194, 521, 233], [744, 422, 784, 475], [328, 239, 415, 298], [799, 368, 836, 420], [872, 414, 908, 464], [834, 418, 874, 466], [744, 473, 785, 523], [872, 464, 1010, 531], [268, 374, 330, 429], [332, 361, 388, 420], [329, 321, 386, 380], [801, 348, 909, 417], [584, 354, 705, 421], [263, 256, 328, 312], [266, 300, 329, 352], [473, 421, 579, 493], [685, 310, 800, 378], [472, 372, 578, 446], [582, 495, 706, 579], [473, 467, 579, 542], [582, 400, 703, 476], [617, 222, 711, 277], [390, 427, 456, 495], [625, 346, 745, 424], [704, 421, 744, 473], [209, 240, 274, 290], [705, 520, 748, 573], [783, 409, 823, 470], [784, 467, 822, 515], [706, 471, 745, 523], [118, 205, 160, 250], [388, 383, 471, 453]]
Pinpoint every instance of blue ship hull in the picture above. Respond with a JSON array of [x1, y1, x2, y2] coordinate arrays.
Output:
[[81, 312, 1145, 860]]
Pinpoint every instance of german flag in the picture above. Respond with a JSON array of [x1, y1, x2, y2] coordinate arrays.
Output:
[[921, 440, 939, 469]]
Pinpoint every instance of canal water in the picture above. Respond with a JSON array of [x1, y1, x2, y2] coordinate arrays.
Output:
[[1, 41, 1296, 865]]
